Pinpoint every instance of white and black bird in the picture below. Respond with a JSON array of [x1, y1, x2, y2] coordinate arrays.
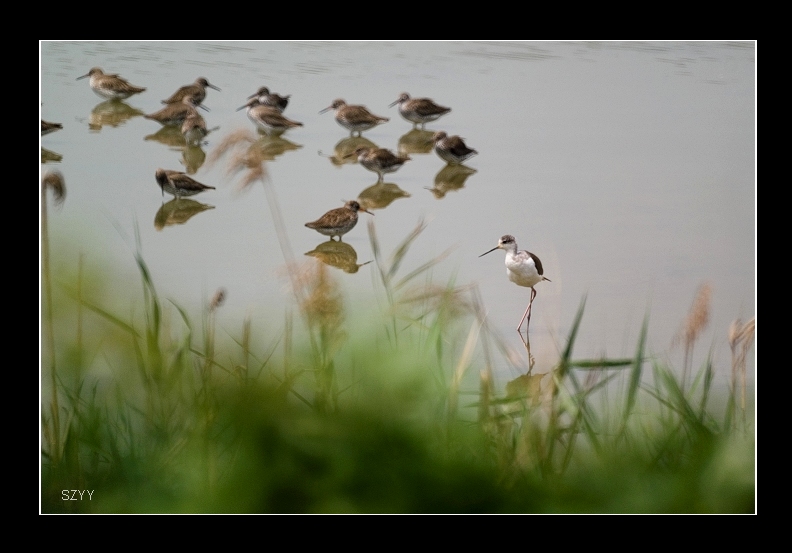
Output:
[[480, 235, 550, 342]]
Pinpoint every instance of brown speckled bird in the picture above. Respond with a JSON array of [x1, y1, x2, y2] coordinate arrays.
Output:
[[432, 131, 478, 165], [320, 99, 389, 137], [247, 86, 290, 112], [389, 92, 451, 129], [305, 200, 373, 241], [237, 97, 303, 136], [146, 95, 205, 126], [155, 168, 215, 199], [346, 147, 411, 183], [161, 77, 220, 106], [77, 67, 146, 101]]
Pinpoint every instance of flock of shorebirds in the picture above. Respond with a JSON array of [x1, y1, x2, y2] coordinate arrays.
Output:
[[41, 66, 550, 340], [59, 67, 480, 240]]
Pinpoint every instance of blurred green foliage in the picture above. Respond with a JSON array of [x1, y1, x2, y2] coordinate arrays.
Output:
[[41, 224, 754, 513]]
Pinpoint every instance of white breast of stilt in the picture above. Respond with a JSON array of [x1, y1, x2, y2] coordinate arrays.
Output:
[[505, 249, 543, 289]]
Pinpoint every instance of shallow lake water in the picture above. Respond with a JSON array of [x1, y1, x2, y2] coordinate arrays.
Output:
[[40, 41, 756, 393]]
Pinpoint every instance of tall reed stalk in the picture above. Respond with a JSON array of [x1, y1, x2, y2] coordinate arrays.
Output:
[[41, 171, 65, 467]]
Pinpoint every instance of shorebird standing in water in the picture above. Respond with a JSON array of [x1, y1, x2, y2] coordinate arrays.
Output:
[[320, 99, 389, 137], [237, 97, 303, 136], [345, 147, 411, 183], [181, 110, 208, 145], [247, 86, 291, 113], [155, 168, 215, 199], [161, 77, 220, 106], [77, 67, 146, 101], [432, 131, 478, 165], [305, 200, 373, 241], [389, 92, 451, 129], [480, 235, 550, 344]]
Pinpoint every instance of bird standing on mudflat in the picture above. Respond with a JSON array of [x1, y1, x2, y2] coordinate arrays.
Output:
[[345, 147, 411, 183], [389, 92, 451, 129], [305, 200, 373, 241], [77, 67, 146, 101], [480, 235, 550, 343], [320, 99, 389, 137], [161, 77, 220, 106], [155, 168, 215, 199]]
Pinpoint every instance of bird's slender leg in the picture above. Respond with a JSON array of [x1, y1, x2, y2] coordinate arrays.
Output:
[[516, 313, 535, 369], [516, 288, 538, 343], [517, 303, 530, 337]]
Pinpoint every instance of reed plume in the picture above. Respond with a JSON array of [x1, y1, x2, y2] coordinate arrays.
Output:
[[673, 283, 711, 389], [729, 317, 755, 424]]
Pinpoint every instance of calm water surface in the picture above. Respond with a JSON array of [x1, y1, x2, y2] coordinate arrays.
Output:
[[40, 41, 756, 391]]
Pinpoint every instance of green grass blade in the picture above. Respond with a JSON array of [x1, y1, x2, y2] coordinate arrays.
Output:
[[625, 312, 649, 420]]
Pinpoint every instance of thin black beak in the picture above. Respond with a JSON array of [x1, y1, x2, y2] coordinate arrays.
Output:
[[479, 247, 499, 257]]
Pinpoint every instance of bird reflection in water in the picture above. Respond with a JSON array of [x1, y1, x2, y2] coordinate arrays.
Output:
[[305, 240, 372, 274], [41, 148, 62, 164], [505, 369, 544, 405], [41, 120, 63, 135], [154, 198, 215, 230], [397, 129, 435, 156], [145, 124, 186, 147], [88, 100, 145, 131], [145, 126, 218, 177], [358, 182, 411, 210], [426, 164, 477, 199], [320, 136, 378, 167], [249, 134, 302, 161], [181, 144, 207, 175]]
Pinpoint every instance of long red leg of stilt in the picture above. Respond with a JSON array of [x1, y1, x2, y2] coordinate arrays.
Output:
[[517, 303, 531, 335], [516, 288, 538, 336]]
